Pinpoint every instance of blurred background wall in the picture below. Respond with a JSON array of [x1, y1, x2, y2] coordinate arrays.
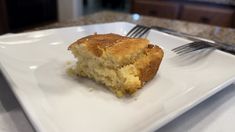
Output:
[[0, 0, 234, 35], [58, 0, 83, 21], [1, 0, 57, 32]]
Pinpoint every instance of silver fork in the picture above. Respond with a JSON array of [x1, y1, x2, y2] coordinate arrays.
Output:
[[127, 25, 235, 55], [172, 41, 235, 55], [126, 25, 150, 38], [172, 41, 213, 55], [151, 26, 235, 55]]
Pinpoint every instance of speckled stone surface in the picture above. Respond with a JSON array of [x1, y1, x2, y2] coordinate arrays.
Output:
[[37, 11, 235, 45]]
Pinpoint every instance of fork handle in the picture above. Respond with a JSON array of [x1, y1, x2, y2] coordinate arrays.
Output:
[[151, 26, 200, 41], [151, 26, 235, 55], [212, 42, 235, 55]]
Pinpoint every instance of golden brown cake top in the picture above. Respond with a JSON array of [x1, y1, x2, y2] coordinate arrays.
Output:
[[68, 33, 149, 57]]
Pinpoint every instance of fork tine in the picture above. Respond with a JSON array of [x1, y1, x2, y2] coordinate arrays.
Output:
[[130, 26, 145, 38], [178, 45, 211, 55], [132, 26, 148, 38], [126, 25, 138, 37], [172, 42, 201, 52], [173, 43, 203, 53], [126, 25, 141, 37], [135, 27, 150, 38], [126, 25, 150, 38], [177, 44, 210, 55], [173, 41, 212, 55]]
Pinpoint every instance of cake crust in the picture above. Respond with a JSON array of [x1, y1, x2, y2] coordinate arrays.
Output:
[[68, 33, 164, 97]]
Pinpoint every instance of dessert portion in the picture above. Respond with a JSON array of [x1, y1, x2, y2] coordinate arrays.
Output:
[[68, 33, 164, 97]]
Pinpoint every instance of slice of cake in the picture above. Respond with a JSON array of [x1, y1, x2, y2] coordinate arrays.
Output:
[[68, 33, 164, 97]]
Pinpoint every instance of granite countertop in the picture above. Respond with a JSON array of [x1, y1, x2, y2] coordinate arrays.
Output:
[[37, 11, 235, 45]]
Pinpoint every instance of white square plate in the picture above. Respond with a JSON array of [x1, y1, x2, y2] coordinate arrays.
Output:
[[0, 22, 234, 132]]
